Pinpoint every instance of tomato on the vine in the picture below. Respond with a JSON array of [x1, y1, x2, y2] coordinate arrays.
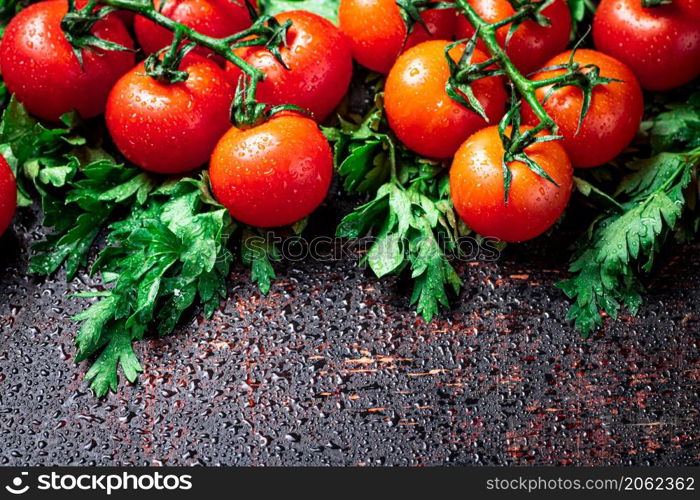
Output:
[[450, 125, 573, 242], [456, 0, 571, 75], [0, 0, 135, 122], [384, 40, 506, 159], [593, 0, 700, 91], [134, 0, 256, 58], [0, 156, 16, 237], [209, 114, 333, 228], [106, 54, 234, 174], [338, 0, 456, 75], [225, 10, 352, 122], [522, 49, 644, 168]]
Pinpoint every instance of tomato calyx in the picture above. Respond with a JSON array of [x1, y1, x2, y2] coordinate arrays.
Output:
[[445, 32, 505, 121], [230, 75, 307, 129], [142, 28, 196, 84], [498, 97, 561, 203], [396, 0, 454, 41], [500, 0, 556, 45], [532, 41, 622, 133], [61, 0, 133, 68], [225, 8, 316, 128], [229, 9, 293, 70]]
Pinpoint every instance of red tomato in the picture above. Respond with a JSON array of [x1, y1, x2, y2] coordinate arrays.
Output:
[[338, 0, 457, 74], [0, 0, 135, 121], [134, 0, 255, 58], [226, 10, 353, 122], [106, 54, 234, 174], [522, 49, 644, 168], [450, 125, 573, 242], [456, 0, 571, 75], [593, 0, 700, 91], [384, 40, 506, 159], [0, 156, 17, 237], [209, 114, 333, 227]]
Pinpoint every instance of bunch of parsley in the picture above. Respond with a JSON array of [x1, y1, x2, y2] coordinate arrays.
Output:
[[325, 87, 700, 335], [0, 0, 303, 396], [559, 91, 700, 336], [323, 99, 465, 322], [0, 98, 280, 395]]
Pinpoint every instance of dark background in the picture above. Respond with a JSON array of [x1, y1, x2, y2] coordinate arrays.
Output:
[[0, 187, 698, 466]]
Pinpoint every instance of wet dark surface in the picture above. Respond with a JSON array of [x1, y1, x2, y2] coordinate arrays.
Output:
[[0, 197, 699, 467]]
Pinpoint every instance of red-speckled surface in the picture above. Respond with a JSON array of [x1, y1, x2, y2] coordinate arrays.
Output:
[[0, 77, 699, 467], [1, 193, 699, 466]]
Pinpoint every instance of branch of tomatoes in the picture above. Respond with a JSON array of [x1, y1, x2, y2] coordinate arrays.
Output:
[[74, 0, 295, 126], [455, 0, 558, 132], [452, 0, 613, 197]]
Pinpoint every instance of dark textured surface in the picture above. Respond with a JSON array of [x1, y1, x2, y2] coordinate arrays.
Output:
[[0, 197, 699, 467]]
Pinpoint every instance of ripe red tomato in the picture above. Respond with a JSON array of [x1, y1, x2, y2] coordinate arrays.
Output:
[[522, 49, 644, 168], [450, 126, 573, 242], [0, 0, 135, 122], [106, 54, 234, 174], [209, 114, 333, 227], [338, 0, 456, 74], [134, 0, 255, 58], [384, 40, 506, 159], [0, 156, 17, 237], [456, 0, 571, 75], [226, 10, 352, 122], [593, 0, 700, 91]]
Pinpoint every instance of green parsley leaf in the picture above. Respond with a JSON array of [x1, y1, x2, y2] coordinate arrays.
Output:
[[0, 98, 159, 279], [322, 107, 394, 195], [646, 90, 700, 154], [560, 89, 700, 337], [74, 177, 235, 396], [83, 324, 143, 396], [31, 158, 157, 279], [240, 226, 281, 295], [330, 100, 462, 321], [0, 97, 82, 206], [558, 176, 691, 336]]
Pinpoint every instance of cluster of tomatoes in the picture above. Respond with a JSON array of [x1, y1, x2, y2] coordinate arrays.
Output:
[[0, 0, 698, 243], [347, 0, 698, 242]]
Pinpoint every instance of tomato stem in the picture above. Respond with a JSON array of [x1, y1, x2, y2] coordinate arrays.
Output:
[[99, 0, 263, 80], [455, 0, 558, 133], [89, 0, 299, 126]]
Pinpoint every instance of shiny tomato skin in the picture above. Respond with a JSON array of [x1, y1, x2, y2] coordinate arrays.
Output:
[[226, 10, 352, 122], [384, 40, 506, 159], [339, 0, 457, 74], [450, 126, 573, 243], [523, 49, 644, 168], [593, 0, 700, 91], [0, 156, 17, 237], [134, 0, 255, 58], [209, 114, 333, 228], [0, 0, 135, 122], [106, 55, 234, 174], [456, 0, 571, 75]]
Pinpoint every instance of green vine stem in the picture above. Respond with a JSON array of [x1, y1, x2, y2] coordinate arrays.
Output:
[[452, 0, 621, 202], [85, 0, 290, 125], [454, 0, 565, 137], [98, 0, 260, 77]]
